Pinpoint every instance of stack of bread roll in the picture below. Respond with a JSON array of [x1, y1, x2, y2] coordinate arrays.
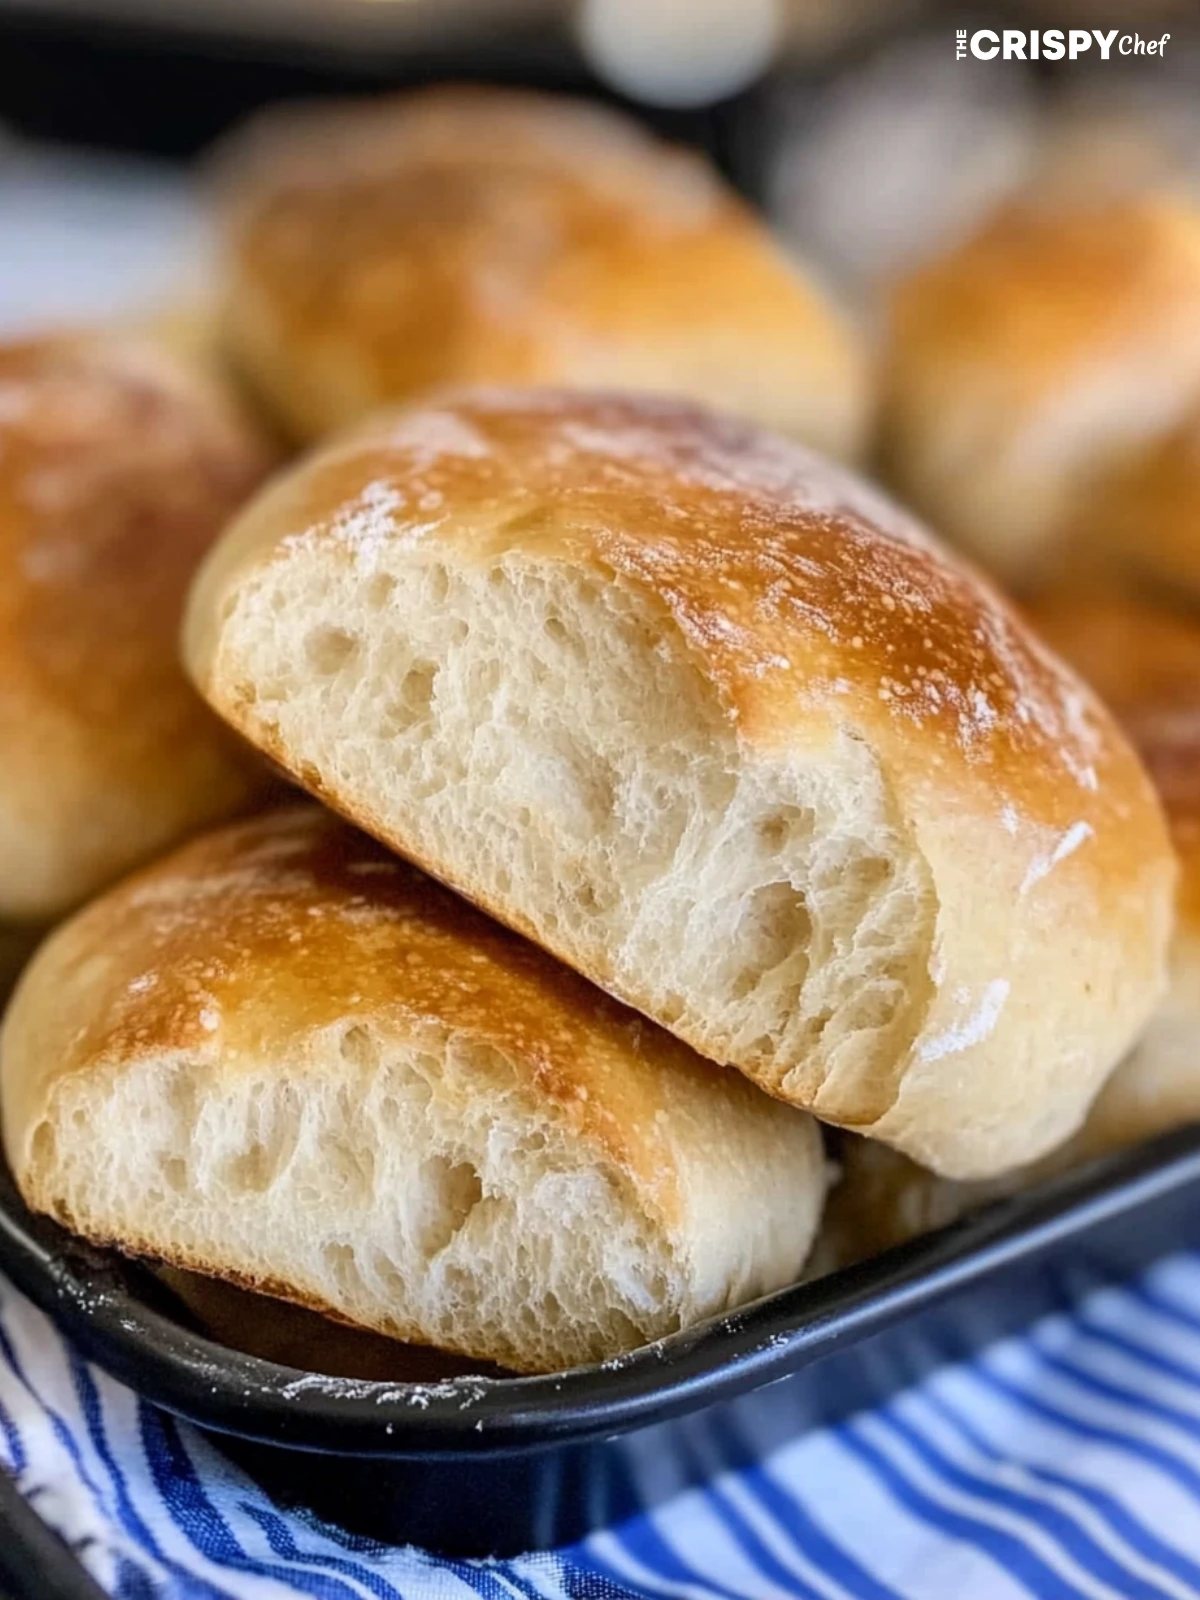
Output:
[[0, 87, 1188, 1377]]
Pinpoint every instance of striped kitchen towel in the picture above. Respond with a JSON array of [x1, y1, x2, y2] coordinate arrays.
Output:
[[6, 1254, 1200, 1600]]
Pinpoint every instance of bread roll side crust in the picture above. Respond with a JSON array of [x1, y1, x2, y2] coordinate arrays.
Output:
[[819, 588, 1200, 1272]]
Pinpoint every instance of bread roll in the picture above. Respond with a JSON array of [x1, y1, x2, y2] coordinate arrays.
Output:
[[880, 196, 1200, 586], [1030, 587, 1200, 1167], [0, 805, 824, 1375], [0, 333, 277, 926], [183, 388, 1173, 1180], [1070, 406, 1200, 604], [818, 586, 1200, 1271], [156, 1267, 503, 1381], [808, 1135, 966, 1274], [1025, 585, 1200, 722], [215, 85, 867, 458]]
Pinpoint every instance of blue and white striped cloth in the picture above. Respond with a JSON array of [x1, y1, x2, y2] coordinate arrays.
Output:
[[8, 1254, 1200, 1600]]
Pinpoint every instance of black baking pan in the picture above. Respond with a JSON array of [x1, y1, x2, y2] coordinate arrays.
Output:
[[2, 1131, 1200, 1557]]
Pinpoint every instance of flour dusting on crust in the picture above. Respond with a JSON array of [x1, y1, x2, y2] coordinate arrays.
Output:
[[332, 388, 1114, 812]]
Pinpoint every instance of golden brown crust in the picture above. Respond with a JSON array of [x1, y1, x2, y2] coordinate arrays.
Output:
[[191, 387, 1162, 893], [880, 195, 1200, 584], [888, 198, 1200, 396], [1073, 406, 1200, 602], [185, 388, 1175, 1177], [3, 804, 786, 1226], [0, 333, 279, 920], [215, 86, 866, 453]]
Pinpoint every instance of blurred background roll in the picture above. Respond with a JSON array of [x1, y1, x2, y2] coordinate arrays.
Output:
[[877, 196, 1200, 588], [213, 85, 868, 456], [0, 333, 276, 948], [1070, 405, 1200, 604]]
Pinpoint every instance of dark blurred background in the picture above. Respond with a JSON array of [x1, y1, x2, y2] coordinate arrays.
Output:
[[2, 0, 1199, 329]]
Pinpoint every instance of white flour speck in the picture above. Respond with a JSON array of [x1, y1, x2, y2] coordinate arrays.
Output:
[[971, 689, 997, 731], [919, 979, 1010, 1063], [387, 409, 491, 462], [1020, 821, 1094, 895], [328, 481, 404, 575]]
